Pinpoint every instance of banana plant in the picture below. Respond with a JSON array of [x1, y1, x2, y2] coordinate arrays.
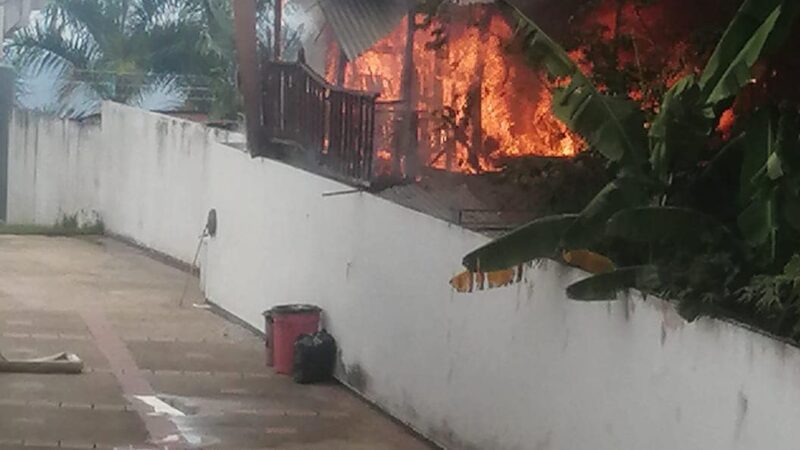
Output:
[[738, 107, 800, 266], [503, 1, 647, 167], [459, 0, 800, 307]]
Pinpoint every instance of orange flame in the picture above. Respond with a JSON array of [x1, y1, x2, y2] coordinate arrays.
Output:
[[717, 107, 736, 141], [326, 10, 584, 174], [377, 149, 392, 161]]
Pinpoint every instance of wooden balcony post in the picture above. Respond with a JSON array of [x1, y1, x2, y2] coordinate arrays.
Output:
[[398, 2, 420, 179], [274, 0, 282, 61], [232, 0, 266, 156]]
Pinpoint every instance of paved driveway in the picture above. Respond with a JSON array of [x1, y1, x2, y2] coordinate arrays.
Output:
[[0, 236, 431, 450]]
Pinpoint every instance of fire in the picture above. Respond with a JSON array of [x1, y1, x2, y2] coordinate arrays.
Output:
[[374, 149, 394, 177], [717, 107, 736, 141], [377, 149, 392, 160], [326, 8, 583, 174], [440, 14, 582, 172], [570, 0, 715, 110]]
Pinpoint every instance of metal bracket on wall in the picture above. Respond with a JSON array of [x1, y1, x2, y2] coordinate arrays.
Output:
[[321, 188, 365, 198]]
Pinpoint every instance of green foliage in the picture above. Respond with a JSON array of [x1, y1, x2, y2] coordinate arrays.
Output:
[[605, 207, 732, 248], [649, 75, 712, 184], [559, 173, 652, 250], [504, 1, 647, 165], [700, 4, 783, 106], [463, 214, 578, 272], [567, 265, 660, 301], [7, 0, 305, 119], [736, 107, 800, 267], [462, 0, 800, 340], [185, 0, 305, 120], [7, 0, 207, 101], [0, 214, 104, 236], [59, 213, 79, 230], [552, 82, 647, 165], [738, 109, 779, 255], [699, 0, 799, 105], [556, 0, 733, 114], [736, 255, 800, 338], [7, 0, 215, 116]]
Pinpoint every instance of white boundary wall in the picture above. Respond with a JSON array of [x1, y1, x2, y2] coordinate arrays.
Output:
[[8, 102, 800, 450], [7, 110, 101, 225]]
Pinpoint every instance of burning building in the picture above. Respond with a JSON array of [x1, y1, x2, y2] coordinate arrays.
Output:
[[317, 0, 583, 177], [307, 0, 736, 179], [260, 0, 756, 229]]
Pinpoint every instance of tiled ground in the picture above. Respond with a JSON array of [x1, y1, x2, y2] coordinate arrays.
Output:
[[0, 236, 432, 450]]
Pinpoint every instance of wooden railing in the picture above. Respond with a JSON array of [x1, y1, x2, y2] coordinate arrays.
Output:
[[262, 61, 379, 184]]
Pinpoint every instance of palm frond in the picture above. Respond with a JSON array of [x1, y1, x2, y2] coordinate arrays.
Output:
[[51, 0, 117, 52], [132, 0, 197, 32], [10, 0, 247, 118], [7, 14, 96, 78], [146, 21, 217, 75]]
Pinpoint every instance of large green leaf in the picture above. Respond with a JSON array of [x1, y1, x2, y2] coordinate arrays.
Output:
[[740, 109, 776, 201], [766, 1, 800, 54], [462, 214, 578, 272], [775, 108, 800, 173], [461, 178, 652, 274], [699, 0, 784, 87], [738, 109, 779, 259], [8, 0, 230, 117], [737, 108, 800, 263], [566, 266, 660, 301], [738, 196, 777, 251], [774, 111, 800, 234], [649, 76, 713, 183], [194, 0, 236, 59], [500, 0, 647, 165], [551, 79, 647, 165], [606, 207, 732, 247], [700, 3, 785, 106], [561, 175, 651, 249]]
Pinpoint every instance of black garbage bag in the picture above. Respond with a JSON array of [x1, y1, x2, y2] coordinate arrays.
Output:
[[293, 330, 337, 384]]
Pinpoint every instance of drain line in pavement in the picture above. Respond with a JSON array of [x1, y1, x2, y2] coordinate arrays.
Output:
[[80, 310, 183, 445]]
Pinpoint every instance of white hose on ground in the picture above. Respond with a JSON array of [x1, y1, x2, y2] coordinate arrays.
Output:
[[178, 226, 209, 308]]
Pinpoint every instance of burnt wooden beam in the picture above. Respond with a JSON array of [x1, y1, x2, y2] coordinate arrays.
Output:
[[433, 35, 450, 171], [467, 4, 490, 174], [335, 50, 347, 87], [398, 2, 420, 179]]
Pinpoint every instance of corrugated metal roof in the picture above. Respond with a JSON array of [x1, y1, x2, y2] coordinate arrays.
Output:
[[319, 0, 408, 61]]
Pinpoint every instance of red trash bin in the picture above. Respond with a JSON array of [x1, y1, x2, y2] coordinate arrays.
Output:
[[269, 305, 321, 375]]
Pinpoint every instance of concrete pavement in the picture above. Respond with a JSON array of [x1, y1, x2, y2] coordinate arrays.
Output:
[[0, 236, 432, 450]]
